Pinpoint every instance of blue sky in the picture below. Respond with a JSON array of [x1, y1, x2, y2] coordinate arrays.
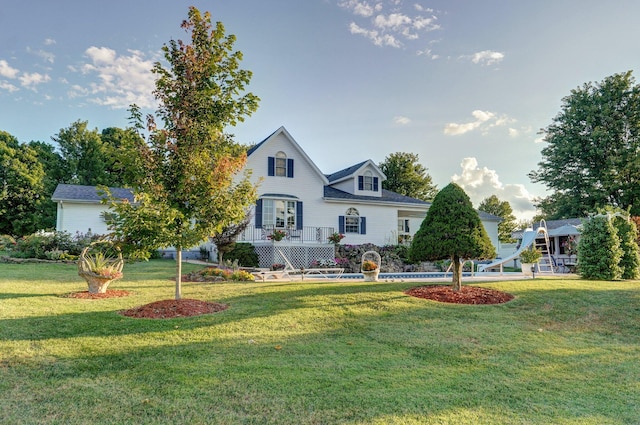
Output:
[[2, 0, 639, 220]]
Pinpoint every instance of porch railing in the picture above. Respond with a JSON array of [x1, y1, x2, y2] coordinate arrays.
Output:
[[238, 225, 336, 244]]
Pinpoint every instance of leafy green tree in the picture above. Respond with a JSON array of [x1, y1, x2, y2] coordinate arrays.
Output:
[[530, 71, 640, 218], [409, 183, 495, 291], [27, 141, 65, 230], [478, 195, 517, 243], [379, 152, 438, 201], [106, 7, 259, 299], [0, 132, 46, 236], [100, 127, 146, 187], [577, 215, 622, 280], [52, 120, 113, 186]]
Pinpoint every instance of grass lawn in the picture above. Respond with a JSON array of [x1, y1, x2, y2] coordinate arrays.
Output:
[[1, 259, 639, 424]]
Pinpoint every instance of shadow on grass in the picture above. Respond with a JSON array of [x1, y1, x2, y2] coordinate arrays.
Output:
[[3, 300, 638, 425]]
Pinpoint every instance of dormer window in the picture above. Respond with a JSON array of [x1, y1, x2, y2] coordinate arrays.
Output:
[[358, 172, 378, 192], [268, 152, 294, 178]]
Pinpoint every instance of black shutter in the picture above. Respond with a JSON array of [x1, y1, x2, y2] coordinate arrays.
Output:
[[373, 177, 379, 191], [339, 216, 345, 233], [296, 201, 303, 230], [287, 158, 294, 178], [360, 217, 366, 234], [255, 199, 263, 228], [267, 157, 275, 176], [358, 176, 364, 190]]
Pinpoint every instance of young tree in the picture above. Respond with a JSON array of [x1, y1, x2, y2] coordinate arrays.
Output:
[[0, 132, 46, 236], [530, 71, 640, 218], [378, 152, 438, 201], [106, 7, 259, 299], [210, 212, 252, 264], [478, 195, 517, 243], [409, 183, 495, 291]]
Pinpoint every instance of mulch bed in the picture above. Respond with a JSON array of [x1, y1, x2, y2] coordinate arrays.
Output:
[[64, 290, 133, 299], [405, 285, 514, 304], [119, 299, 229, 319]]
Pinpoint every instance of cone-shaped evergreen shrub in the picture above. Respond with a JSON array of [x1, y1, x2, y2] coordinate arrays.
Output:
[[409, 182, 495, 290]]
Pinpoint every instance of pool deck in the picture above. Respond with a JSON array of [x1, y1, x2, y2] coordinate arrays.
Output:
[[183, 260, 553, 283]]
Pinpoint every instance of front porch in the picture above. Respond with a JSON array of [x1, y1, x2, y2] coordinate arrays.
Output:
[[238, 225, 337, 245]]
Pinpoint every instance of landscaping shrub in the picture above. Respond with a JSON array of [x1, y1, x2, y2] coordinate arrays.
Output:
[[0, 234, 16, 250], [224, 242, 258, 267], [578, 215, 623, 280], [614, 216, 640, 279], [10, 231, 102, 260]]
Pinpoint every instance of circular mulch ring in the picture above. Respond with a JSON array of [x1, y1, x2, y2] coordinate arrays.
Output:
[[64, 289, 132, 299], [119, 299, 229, 319], [405, 285, 514, 305]]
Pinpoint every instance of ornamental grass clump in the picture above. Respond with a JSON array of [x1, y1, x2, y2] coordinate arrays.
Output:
[[519, 247, 542, 264]]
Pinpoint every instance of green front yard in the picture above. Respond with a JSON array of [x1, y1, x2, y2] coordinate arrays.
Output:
[[1, 259, 639, 424]]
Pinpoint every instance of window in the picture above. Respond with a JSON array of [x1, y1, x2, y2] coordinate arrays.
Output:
[[345, 208, 360, 233], [339, 208, 366, 234], [398, 219, 410, 233], [255, 198, 303, 229], [358, 173, 379, 192], [275, 151, 287, 177], [268, 153, 294, 178]]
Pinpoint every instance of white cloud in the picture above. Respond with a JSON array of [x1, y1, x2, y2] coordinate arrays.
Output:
[[0, 80, 19, 92], [348, 23, 401, 47], [339, 0, 441, 49], [27, 47, 55, 64], [467, 50, 505, 66], [338, 0, 377, 17], [393, 115, 411, 125], [77, 46, 156, 108], [452, 157, 537, 220], [0, 60, 19, 79], [44, 38, 56, 46], [508, 128, 519, 137], [444, 109, 515, 136], [19, 72, 51, 91]]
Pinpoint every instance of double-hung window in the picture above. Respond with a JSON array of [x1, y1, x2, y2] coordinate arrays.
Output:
[[339, 207, 366, 234], [358, 171, 378, 192], [268, 152, 294, 178]]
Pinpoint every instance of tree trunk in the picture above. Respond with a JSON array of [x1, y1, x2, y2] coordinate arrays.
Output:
[[451, 255, 462, 292], [175, 246, 182, 300]]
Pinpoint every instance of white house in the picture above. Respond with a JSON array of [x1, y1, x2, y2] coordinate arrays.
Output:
[[51, 185, 134, 236], [51, 126, 501, 267]]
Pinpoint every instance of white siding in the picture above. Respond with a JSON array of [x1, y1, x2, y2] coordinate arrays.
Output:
[[56, 202, 111, 235]]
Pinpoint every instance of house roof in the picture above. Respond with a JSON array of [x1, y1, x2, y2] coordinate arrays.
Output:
[[325, 159, 386, 184], [51, 184, 134, 203], [325, 161, 368, 182], [324, 186, 430, 206], [533, 218, 583, 230]]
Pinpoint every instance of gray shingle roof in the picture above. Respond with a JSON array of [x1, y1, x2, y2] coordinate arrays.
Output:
[[325, 161, 368, 183], [51, 184, 134, 203], [324, 186, 430, 206]]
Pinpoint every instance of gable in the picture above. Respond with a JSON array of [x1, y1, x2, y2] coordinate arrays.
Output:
[[246, 126, 328, 185]]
